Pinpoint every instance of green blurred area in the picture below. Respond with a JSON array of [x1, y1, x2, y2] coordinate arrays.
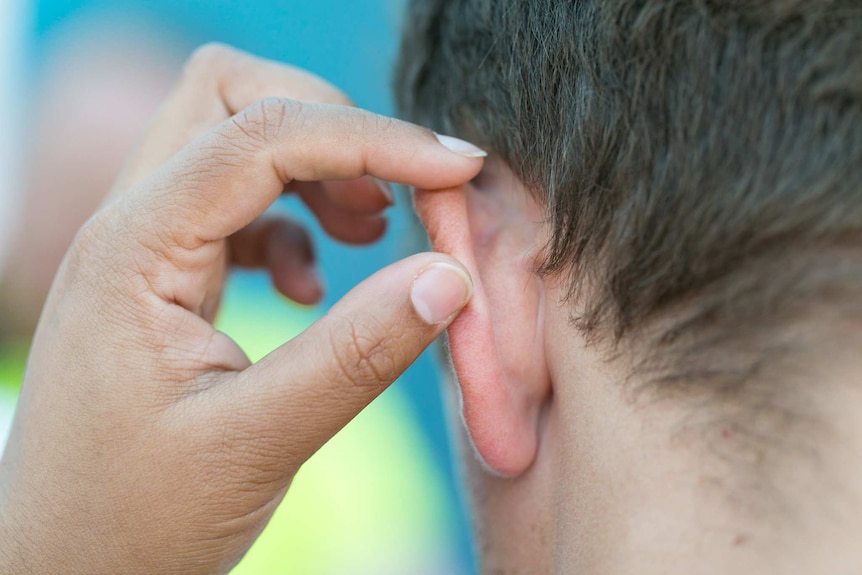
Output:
[[215, 275, 461, 573], [0, 276, 461, 574], [0, 1, 475, 571]]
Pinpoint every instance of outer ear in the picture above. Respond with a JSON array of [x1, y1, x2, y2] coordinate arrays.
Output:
[[415, 171, 550, 477]]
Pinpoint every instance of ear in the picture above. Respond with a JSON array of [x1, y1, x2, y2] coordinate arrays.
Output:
[[414, 159, 551, 477]]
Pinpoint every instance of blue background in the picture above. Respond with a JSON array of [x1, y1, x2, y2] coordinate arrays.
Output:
[[28, 0, 474, 571]]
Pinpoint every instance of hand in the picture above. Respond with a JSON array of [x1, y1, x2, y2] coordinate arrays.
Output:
[[0, 44, 483, 574]]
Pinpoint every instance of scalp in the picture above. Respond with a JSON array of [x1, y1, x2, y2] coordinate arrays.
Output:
[[395, 0, 862, 487]]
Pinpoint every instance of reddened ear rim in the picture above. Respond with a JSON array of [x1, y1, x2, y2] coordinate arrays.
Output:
[[415, 186, 542, 477]]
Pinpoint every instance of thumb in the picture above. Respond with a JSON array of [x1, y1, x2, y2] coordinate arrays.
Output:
[[220, 252, 473, 470]]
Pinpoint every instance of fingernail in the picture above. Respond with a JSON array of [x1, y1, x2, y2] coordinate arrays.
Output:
[[373, 177, 395, 205], [434, 133, 488, 158], [411, 262, 473, 325]]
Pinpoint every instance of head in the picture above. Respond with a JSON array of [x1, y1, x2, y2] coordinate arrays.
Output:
[[396, 1, 862, 573]]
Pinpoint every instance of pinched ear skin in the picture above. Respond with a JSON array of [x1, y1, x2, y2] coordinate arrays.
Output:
[[415, 175, 551, 477]]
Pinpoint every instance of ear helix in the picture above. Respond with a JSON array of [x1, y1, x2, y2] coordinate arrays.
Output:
[[414, 186, 543, 477]]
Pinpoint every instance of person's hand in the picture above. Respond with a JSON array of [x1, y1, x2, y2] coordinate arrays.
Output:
[[0, 44, 483, 574]]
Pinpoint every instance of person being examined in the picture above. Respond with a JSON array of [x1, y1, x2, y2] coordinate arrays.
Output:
[[397, 1, 862, 572], [2, 1, 861, 574]]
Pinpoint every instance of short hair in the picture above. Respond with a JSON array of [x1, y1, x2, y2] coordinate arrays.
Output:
[[395, 0, 862, 412]]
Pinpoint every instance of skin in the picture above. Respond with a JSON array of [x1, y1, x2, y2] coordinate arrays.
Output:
[[4, 40, 862, 575], [0, 18, 182, 339], [416, 158, 862, 574], [0, 44, 484, 574]]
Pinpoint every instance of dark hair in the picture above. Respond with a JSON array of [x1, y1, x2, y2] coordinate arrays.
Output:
[[396, 1, 862, 408]]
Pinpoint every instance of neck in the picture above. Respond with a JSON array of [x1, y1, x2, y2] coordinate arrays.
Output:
[[550, 331, 862, 574]]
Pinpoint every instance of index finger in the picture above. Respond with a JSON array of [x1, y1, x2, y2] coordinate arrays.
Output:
[[123, 98, 486, 246], [115, 44, 353, 191]]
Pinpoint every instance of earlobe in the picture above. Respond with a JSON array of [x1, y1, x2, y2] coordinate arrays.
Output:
[[415, 173, 551, 477]]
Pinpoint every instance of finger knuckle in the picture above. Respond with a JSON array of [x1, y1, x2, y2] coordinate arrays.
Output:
[[232, 97, 301, 148], [327, 315, 398, 389], [70, 211, 118, 265], [66, 211, 148, 307]]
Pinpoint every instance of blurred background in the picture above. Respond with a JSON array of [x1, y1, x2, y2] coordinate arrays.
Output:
[[0, 1, 476, 573]]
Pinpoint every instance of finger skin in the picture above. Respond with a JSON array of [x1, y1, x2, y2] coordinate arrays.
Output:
[[229, 216, 323, 304], [0, 44, 484, 575], [115, 43, 353, 191], [215, 252, 473, 469], [291, 177, 393, 215], [112, 44, 394, 232], [120, 98, 483, 250], [298, 186, 389, 244]]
